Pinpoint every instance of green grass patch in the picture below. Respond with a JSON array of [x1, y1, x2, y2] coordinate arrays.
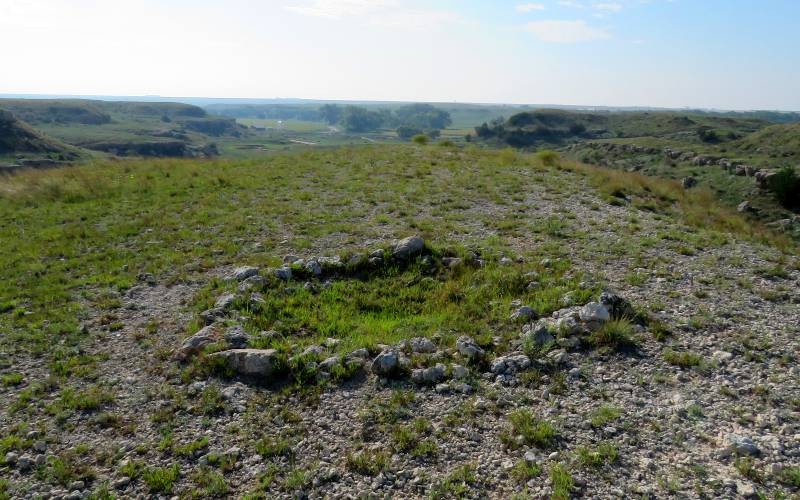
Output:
[[589, 318, 638, 351], [663, 349, 703, 368], [590, 405, 622, 428], [501, 409, 557, 450], [576, 441, 619, 468], [550, 463, 574, 500], [430, 464, 478, 499], [142, 463, 181, 494], [345, 449, 388, 476]]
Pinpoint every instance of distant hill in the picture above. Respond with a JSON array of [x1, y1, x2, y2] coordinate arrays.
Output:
[[473, 109, 769, 148], [0, 99, 208, 125], [0, 99, 241, 158], [0, 99, 112, 125], [734, 123, 800, 156], [0, 109, 77, 156]]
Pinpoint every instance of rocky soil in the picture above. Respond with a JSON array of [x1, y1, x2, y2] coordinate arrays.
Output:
[[1, 155, 799, 499]]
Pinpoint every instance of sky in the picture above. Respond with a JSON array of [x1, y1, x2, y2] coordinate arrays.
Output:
[[1, 0, 799, 110]]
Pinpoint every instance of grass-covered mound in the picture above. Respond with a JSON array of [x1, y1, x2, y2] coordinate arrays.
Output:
[[0, 109, 77, 157]]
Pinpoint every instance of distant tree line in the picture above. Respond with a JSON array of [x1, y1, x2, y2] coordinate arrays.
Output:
[[473, 111, 592, 148], [320, 103, 452, 137]]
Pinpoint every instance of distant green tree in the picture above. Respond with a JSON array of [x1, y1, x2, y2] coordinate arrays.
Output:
[[394, 104, 452, 130], [341, 106, 385, 132], [697, 126, 720, 143], [319, 104, 343, 125]]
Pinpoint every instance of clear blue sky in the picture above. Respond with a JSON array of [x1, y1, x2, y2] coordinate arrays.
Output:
[[2, 0, 798, 110]]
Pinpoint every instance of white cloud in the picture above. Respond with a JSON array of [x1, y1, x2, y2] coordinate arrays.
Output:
[[516, 3, 546, 12], [557, 1, 585, 8], [525, 19, 610, 43], [594, 2, 623, 12], [285, 0, 395, 20], [284, 0, 461, 29]]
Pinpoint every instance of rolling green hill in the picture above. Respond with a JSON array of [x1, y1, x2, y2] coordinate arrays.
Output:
[[734, 123, 800, 156], [0, 109, 78, 159], [0, 99, 242, 158], [474, 109, 768, 148]]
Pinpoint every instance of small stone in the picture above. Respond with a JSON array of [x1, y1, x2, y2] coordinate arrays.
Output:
[[712, 350, 733, 364], [738, 201, 751, 213], [726, 435, 760, 456], [319, 356, 341, 371], [736, 481, 757, 498], [524, 451, 537, 463], [174, 325, 219, 361], [490, 354, 530, 375], [456, 336, 485, 361], [69, 480, 85, 491], [371, 350, 403, 377], [209, 349, 278, 377], [408, 337, 437, 353], [579, 302, 610, 323], [229, 266, 259, 281], [323, 337, 341, 348], [510, 306, 536, 321], [224, 325, 250, 349], [274, 266, 292, 281], [215, 293, 237, 310], [442, 257, 462, 268], [523, 320, 555, 346], [548, 452, 560, 460], [451, 364, 469, 380], [33, 441, 46, 453], [547, 349, 568, 364], [4, 451, 18, 465], [300, 345, 325, 358], [499, 257, 514, 266], [453, 382, 473, 394], [17, 454, 33, 470], [393, 236, 425, 260], [113, 477, 131, 489], [410, 364, 446, 385], [305, 260, 322, 276], [221, 386, 240, 401], [435, 383, 450, 394], [347, 348, 370, 360]]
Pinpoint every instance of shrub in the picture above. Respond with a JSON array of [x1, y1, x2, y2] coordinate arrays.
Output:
[[511, 460, 541, 483], [590, 405, 622, 428], [502, 409, 557, 449], [550, 463, 573, 500], [430, 464, 478, 498], [537, 150, 560, 167], [589, 318, 637, 351], [345, 449, 388, 476], [412, 134, 429, 145], [768, 166, 800, 208], [192, 467, 229, 497], [254, 435, 293, 459], [576, 442, 619, 468], [778, 466, 800, 487], [663, 349, 702, 368], [142, 464, 180, 494]]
